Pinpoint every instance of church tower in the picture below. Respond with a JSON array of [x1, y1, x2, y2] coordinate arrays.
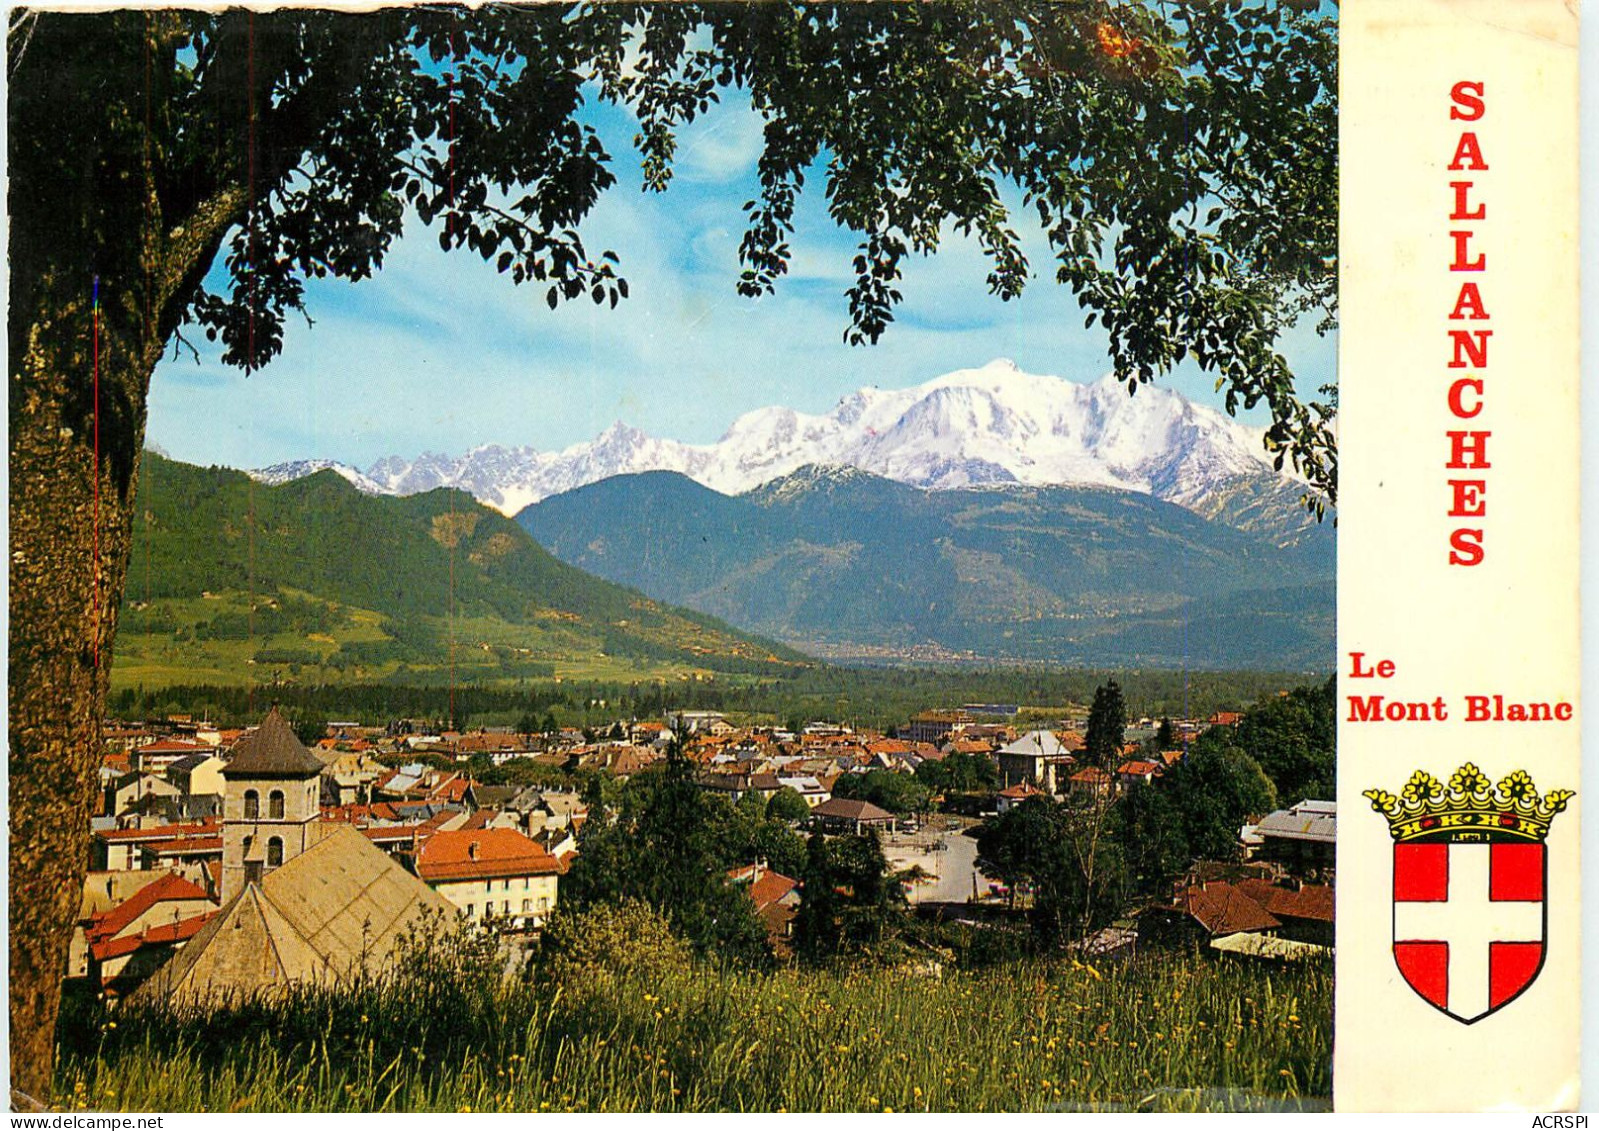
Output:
[[221, 707, 327, 901]]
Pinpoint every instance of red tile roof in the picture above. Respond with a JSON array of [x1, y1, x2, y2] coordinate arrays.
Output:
[[1240, 880, 1335, 923], [86, 873, 212, 944], [1118, 760, 1162, 776], [1176, 881, 1283, 936], [96, 818, 222, 843], [91, 912, 216, 962], [429, 776, 473, 803], [148, 836, 223, 856], [811, 797, 895, 822], [415, 828, 565, 883], [727, 865, 800, 912], [139, 738, 211, 755]]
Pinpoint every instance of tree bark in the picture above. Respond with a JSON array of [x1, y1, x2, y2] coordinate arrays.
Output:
[[6, 13, 250, 1096], [9, 284, 145, 1101]]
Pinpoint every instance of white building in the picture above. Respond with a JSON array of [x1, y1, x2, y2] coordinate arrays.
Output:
[[415, 827, 565, 931]]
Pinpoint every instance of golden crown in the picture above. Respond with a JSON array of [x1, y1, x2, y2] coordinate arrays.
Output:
[[1363, 763, 1573, 844]]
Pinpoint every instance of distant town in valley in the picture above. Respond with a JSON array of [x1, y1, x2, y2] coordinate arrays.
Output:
[[81, 678, 1334, 999]]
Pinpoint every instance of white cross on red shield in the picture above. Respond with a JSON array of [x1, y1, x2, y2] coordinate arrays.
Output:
[[1390, 840, 1546, 1023]]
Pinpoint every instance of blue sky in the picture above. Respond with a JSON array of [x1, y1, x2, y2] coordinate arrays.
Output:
[[146, 91, 1337, 471]]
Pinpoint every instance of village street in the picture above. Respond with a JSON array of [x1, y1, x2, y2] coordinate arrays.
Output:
[[882, 818, 989, 905]]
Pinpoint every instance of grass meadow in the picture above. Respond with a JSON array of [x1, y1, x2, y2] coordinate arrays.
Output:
[[57, 947, 1330, 1113]]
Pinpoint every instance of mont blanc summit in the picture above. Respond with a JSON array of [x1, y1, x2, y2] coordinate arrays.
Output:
[[249, 360, 1319, 540]]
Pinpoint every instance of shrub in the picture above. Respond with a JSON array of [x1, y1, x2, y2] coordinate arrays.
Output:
[[535, 899, 692, 989]]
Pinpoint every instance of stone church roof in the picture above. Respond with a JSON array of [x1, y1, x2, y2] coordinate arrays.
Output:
[[131, 824, 455, 1008], [223, 707, 326, 778]]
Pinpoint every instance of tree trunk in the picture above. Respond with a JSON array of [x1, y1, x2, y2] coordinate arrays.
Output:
[[8, 13, 250, 1094], [9, 286, 147, 1100]]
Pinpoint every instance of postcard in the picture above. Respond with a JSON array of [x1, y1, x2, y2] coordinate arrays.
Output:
[[3, 0, 1582, 1115]]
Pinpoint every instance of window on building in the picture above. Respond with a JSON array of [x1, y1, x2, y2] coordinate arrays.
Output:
[[522, 899, 532, 913], [243, 789, 259, 819], [266, 836, 283, 868], [466, 904, 475, 917], [268, 790, 285, 819]]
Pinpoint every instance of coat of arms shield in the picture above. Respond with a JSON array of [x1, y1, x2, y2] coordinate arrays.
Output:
[[1366, 764, 1572, 1025]]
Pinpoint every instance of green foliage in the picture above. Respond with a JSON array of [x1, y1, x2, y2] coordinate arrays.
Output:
[[108, 665, 1316, 736], [1085, 679, 1128, 768], [764, 786, 811, 825], [1163, 731, 1278, 861], [979, 788, 1131, 948], [1234, 677, 1336, 801], [793, 831, 908, 963], [536, 899, 694, 989], [55, 951, 1331, 1111], [1117, 780, 1191, 894], [561, 749, 770, 964], [916, 752, 998, 797], [831, 768, 930, 815]]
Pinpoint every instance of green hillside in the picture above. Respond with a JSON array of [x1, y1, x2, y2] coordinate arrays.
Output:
[[518, 466, 1334, 669], [113, 454, 811, 688]]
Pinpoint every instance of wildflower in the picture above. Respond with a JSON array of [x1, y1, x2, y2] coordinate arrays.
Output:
[[913, 1087, 923, 1098]]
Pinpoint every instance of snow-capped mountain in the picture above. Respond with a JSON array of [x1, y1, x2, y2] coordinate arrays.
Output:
[[250, 458, 388, 496], [246, 360, 1326, 540]]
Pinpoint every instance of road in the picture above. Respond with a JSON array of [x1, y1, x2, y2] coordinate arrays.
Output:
[[882, 818, 990, 904]]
